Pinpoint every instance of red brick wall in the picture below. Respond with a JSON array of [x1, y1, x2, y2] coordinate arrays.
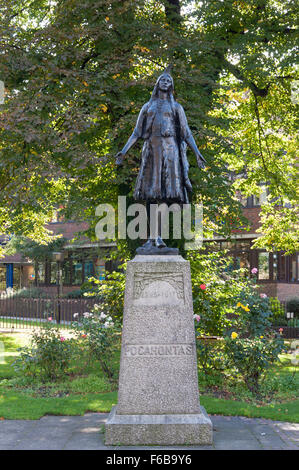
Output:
[[256, 283, 299, 302], [256, 283, 278, 298], [233, 207, 261, 235], [277, 283, 299, 302]]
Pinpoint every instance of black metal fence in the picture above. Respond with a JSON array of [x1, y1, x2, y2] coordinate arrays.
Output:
[[0, 293, 100, 329], [269, 300, 299, 338], [0, 291, 298, 338]]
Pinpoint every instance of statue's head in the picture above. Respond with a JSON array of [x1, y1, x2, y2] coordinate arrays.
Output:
[[157, 73, 173, 93], [150, 68, 174, 103]]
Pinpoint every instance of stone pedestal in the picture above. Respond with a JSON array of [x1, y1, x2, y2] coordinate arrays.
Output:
[[105, 255, 213, 446]]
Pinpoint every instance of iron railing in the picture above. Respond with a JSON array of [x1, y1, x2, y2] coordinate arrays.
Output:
[[0, 292, 100, 329]]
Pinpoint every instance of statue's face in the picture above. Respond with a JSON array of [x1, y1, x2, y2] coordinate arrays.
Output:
[[158, 74, 172, 92]]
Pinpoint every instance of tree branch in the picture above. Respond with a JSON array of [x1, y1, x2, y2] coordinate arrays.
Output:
[[163, 0, 181, 25], [221, 56, 270, 97]]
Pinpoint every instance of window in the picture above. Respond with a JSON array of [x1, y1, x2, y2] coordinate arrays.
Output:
[[0, 266, 6, 290], [73, 260, 83, 285], [272, 254, 278, 280], [278, 253, 286, 281], [37, 262, 45, 284], [50, 262, 58, 284], [245, 186, 268, 208], [13, 266, 21, 289], [95, 259, 106, 280], [235, 251, 250, 276], [252, 195, 260, 206], [258, 252, 270, 280], [62, 260, 71, 285], [290, 254, 298, 283], [84, 260, 94, 281]]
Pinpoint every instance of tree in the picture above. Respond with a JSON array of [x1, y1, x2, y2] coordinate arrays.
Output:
[[0, 0, 297, 253]]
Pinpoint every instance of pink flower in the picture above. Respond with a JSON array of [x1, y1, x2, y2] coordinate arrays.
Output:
[[251, 268, 258, 274], [60, 337, 65, 342], [194, 314, 201, 322], [279, 328, 283, 332], [260, 293, 267, 298], [200, 284, 206, 290], [48, 317, 52, 321]]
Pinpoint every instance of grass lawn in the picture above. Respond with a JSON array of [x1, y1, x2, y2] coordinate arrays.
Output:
[[0, 317, 72, 329], [0, 332, 298, 422]]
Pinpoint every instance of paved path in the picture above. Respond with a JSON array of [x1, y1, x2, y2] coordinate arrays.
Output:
[[0, 413, 298, 450]]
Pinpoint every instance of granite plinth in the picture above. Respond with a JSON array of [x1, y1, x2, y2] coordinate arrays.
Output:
[[104, 255, 213, 445], [105, 406, 213, 446]]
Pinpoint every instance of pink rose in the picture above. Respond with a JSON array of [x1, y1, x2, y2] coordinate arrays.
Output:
[[260, 293, 267, 298], [251, 268, 258, 274], [200, 284, 206, 290], [48, 317, 52, 321], [60, 337, 65, 342], [194, 314, 201, 322]]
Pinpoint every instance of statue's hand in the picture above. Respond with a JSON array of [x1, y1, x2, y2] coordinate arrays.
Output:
[[197, 159, 206, 169], [197, 152, 207, 170], [115, 151, 125, 166]]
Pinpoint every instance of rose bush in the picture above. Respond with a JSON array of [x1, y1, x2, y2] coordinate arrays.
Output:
[[224, 335, 284, 395], [13, 322, 73, 381], [71, 304, 121, 384]]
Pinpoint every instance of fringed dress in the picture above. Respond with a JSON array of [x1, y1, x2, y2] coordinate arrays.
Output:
[[132, 98, 193, 204]]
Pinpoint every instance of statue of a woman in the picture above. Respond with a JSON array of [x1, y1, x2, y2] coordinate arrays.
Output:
[[116, 70, 206, 251]]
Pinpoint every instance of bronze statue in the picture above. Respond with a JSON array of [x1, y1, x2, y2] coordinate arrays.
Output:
[[116, 69, 206, 252]]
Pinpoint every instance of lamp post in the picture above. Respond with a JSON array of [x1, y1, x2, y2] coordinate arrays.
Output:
[[52, 251, 64, 323]]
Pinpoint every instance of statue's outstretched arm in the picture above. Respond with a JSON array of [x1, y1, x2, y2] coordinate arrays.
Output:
[[185, 132, 207, 169], [116, 103, 148, 165], [177, 104, 207, 169]]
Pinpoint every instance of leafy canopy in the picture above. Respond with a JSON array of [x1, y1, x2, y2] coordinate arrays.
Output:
[[0, 0, 297, 252]]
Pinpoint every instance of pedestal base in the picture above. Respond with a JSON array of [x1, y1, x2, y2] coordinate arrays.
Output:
[[104, 255, 213, 446], [105, 406, 213, 446]]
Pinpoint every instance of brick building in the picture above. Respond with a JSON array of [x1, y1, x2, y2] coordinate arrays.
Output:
[[0, 219, 114, 295], [206, 196, 299, 302], [0, 197, 298, 301]]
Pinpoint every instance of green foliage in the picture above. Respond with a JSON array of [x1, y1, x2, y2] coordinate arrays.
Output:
[[4, 287, 47, 298], [85, 266, 127, 320], [68, 374, 112, 394], [188, 250, 287, 395], [0, 0, 297, 252], [13, 323, 73, 381], [223, 286, 286, 395], [188, 249, 256, 336], [268, 297, 286, 325], [224, 336, 285, 395], [269, 297, 285, 318], [71, 304, 121, 383], [196, 339, 227, 375], [5, 235, 67, 262], [235, 293, 273, 338]]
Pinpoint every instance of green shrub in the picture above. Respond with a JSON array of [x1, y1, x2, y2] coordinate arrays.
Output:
[[235, 293, 273, 337], [9, 287, 48, 298], [71, 304, 121, 384], [188, 250, 256, 337], [196, 339, 227, 374], [224, 335, 285, 395], [13, 323, 73, 380], [84, 268, 126, 320], [64, 281, 103, 298], [64, 289, 84, 298]]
